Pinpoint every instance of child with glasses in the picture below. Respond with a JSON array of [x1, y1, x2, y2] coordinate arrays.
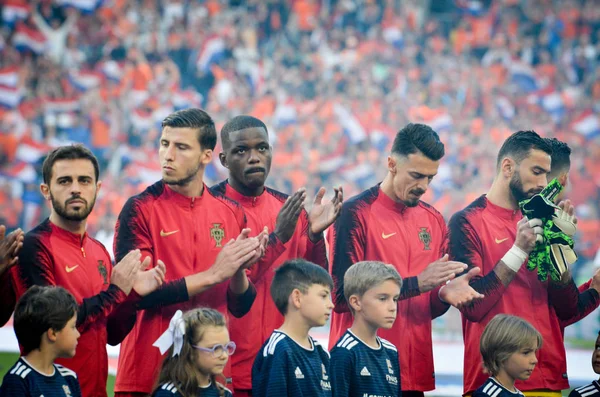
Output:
[[152, 308, 236, 397]]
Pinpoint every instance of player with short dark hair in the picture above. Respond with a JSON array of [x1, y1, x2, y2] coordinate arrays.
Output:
[[329, 123, 483, 397], [252, 259, 334, 397], [449, 130, 593, 396], [113, 108, 270, 397], [11, 144, 165, 397], [213, 114, 342, 396], [0, 286, 81, 396], [543, 137, 600, 331]]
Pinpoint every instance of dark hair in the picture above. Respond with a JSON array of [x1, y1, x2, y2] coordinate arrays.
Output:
[[221, 115, 268, 150], [162, 108, 217, 150], [496, 130, 552, 170], [14, 286, 78, 354], [391, 123, 445, 161], [545, 138, 571, 178], [42, 145, 100, 185], [270, 259, 334, 316]]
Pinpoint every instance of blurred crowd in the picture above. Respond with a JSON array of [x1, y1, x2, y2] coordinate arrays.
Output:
[[0, 0, 599, 275]]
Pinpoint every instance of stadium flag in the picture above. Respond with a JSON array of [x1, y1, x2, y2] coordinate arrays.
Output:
[[100, 60, 123, 82], [197, 35, 226, 72], [537, 86, 565, 121], [509, 61, 538, 93], [428, 112, 453, 132], [15, 137, 52, 164], [320, 151, 346, 174], [2, 1, 30, 26], [0, 66, 19, 88], [370, 128, 391, 152], [12, 25, 47, 54], [496, 96, 515, 120], [333, 103, 367, 144], [572, 110, 600, 140], [44, 98, 80, 113], [0, 161, 37, 183], [196, 35, 225, 72], [130, 109, 154, 131], [69, 70, 103, 91], [0, 85, 23, 109], [341, 162, 374, 187], [125, 160, 162, 185], [172, 90, 203, 110], [57, 0, 102, 13]]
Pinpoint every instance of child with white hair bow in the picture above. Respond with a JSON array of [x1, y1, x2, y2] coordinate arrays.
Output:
[[151, 308, 236, 397]]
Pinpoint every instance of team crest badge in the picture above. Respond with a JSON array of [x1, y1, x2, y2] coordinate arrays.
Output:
[[97, 260, 108, 284], [63, 384, 72, 396], [210, 223, 225, 247], [418, 227, 432, 251], [387, 358, 394, 374]]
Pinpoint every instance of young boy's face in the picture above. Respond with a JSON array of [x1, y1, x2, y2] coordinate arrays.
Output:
[[353, 280, 400, 330], [592, 334, 600, 375], [55, 315, 80, 358], [502, 340, 539, 382], [299, 284, 334, 327]]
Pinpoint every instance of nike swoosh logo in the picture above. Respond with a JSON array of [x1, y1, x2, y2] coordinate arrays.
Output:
[[382, 232, 396, 239], [495, 237, 509, 244], [65, 265, 79, 273], [160, 229, 179, 237]]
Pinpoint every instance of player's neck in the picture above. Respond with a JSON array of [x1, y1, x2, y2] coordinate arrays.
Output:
[[487, 179, 519, 211], [380, 173, 398, 202], [168, 177, 205, 197], [494, 370, 517, 393], [50, 213, 86, 236], [279, 315, 312, 349], [350, 319, 379, 349], [228, 178, 265, 197], [24, 349, 56, 376]]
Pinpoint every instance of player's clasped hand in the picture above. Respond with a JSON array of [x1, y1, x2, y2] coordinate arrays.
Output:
[[440, 267, 485, 309], [238, 226, 269, 269], [133, 259, 167, 296], [515, 217, 543, 254], [417, 254, 468, 293], [210, 228, 262, 283], [274, 188, 307, 243], [308, 186, 344, 238], [111, 249, 149, 295]]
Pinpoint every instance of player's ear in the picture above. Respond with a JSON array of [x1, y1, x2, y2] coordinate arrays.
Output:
[[200, 149, 213, 166], [387, 156, 396, 174], [558, 172, 568, 189], [40, 184, 51, 201], [96, 180, 102, 192], [219, 152, 228, 168], [500, 157, 515, 178]]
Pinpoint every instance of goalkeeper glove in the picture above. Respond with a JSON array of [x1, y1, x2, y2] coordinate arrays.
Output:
[[548, 234, 577, 279], [551, 207, 577, 237]]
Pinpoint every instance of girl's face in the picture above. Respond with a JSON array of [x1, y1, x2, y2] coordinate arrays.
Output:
[[193, 326, 232, 380]]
